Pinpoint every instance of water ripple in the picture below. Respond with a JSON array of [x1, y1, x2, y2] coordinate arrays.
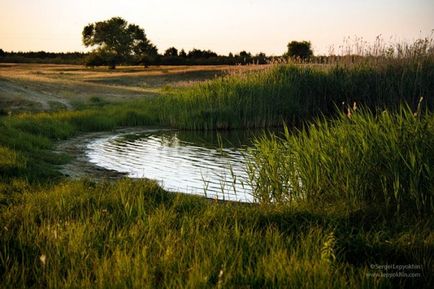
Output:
[[86, 130, 257, 202]]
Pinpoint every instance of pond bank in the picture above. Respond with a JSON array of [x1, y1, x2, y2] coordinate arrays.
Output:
[[55, 127, 259, 202]]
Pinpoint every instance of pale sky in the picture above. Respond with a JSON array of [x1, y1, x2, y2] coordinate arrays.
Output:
[[0, 0, 433, 55]]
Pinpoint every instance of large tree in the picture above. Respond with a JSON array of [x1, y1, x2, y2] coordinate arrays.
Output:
[[286, 41, 313, 60], [82, 17, 157, 68]]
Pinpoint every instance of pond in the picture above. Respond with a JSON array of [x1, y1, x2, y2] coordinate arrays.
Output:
[[86, 129, 266, 202]]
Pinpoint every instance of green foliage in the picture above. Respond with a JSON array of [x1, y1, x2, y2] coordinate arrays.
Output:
[[82, 17, 157, 68], [164, 47, 178, 57], [0, 146, 24, 172], [248, 106, 434, 216], [0, 51, 86, 65], [84, 52, 107, 67], [286, 41, 313, 60]]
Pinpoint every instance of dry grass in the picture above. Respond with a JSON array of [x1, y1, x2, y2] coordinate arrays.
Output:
[[0, 64, 266, 112]]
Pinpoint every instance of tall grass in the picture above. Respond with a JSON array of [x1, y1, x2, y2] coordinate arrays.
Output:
[[159, 57, 434, 129], [248, 105, 434, 216]]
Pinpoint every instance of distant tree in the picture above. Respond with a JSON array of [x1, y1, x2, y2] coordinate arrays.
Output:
[[286, 41, 313, 60], [179, 49, 187, 58], [0, 49, 5, 57], [82, 17, 157, 69], [237, 51, 252, 64], [164, 47, 178, 57], [228, 52, 234, 58], [187, 49, 217, 59], [238, 51, 251, 58], [254, 52, 267, 64]]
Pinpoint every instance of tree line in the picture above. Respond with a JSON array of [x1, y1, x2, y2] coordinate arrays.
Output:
[[0, 17, 313, 68], [0, 48, 271, 67], [0, 50, 87, 64]]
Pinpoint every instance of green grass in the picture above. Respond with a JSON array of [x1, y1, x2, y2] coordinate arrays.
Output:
[[248, 105, 434, 216], [0, 104, 159, 180], [0, 53, 433, 288], [158, 58, 434, 129], [0, 179, 431, 288]]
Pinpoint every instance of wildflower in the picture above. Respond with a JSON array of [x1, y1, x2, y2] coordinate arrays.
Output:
[[218, 269, 224, 279], [39, 254, 47, 266], [217, 269, 224, 287], [352, 101, 357, 111]]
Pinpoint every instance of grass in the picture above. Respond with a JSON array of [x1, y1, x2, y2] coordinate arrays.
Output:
[[159, 57, 434, 129], [0, 64, 246, 113], [0, 179, 431, 288], [2, 55, 432, 181], [0, 103, 160, 180], [247, 105, 434, 217], [0, 47, 433, 288]]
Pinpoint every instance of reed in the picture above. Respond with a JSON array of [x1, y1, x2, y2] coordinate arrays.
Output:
[[158, 56, 434, 130], [248, 105, 434, 216]]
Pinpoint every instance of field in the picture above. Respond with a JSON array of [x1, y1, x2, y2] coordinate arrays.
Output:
[[0, 56, 433, 288], [0, 64, 264, 112]]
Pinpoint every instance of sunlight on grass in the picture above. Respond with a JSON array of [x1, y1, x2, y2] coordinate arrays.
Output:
[[0, 44, 433, 288]]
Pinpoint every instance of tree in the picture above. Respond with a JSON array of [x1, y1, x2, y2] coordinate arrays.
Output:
[[85, 52, 106, 67], [133, 38, 159, 68], [82, 17, 158, 68], [0, 49, 5, 57], [179, 49, 187, 58], [164, 47, 178, 57], [237, 51, 252, 64], [187, 49, 217, 59], [238, 51, 251, 58], [286, 41, 313, 60], [254, 52, 267, 64]]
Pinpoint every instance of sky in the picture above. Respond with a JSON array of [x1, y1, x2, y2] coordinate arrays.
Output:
[[0, 0, 433, 55]]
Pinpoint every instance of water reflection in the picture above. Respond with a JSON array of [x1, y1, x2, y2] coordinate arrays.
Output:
[[86, 129, 263, 202]]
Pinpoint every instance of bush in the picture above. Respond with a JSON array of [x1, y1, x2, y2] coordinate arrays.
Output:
[[85, 53, 107, 67]]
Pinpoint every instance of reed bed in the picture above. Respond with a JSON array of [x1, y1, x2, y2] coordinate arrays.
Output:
[[158, 56, 434, 130], [247, 105, 434, 216]]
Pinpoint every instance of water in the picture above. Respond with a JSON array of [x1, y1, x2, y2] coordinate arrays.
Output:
[[86, 129, 263, 202]]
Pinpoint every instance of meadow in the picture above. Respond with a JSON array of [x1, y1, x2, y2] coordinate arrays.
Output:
[[0, 64, 253, 113], [0, 44, 433, 288]]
